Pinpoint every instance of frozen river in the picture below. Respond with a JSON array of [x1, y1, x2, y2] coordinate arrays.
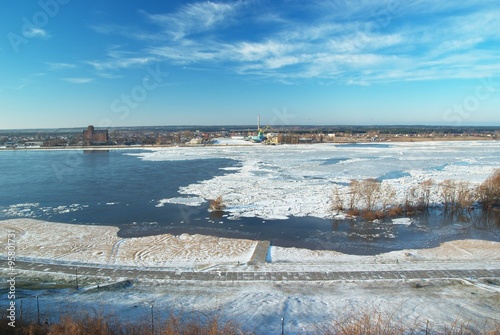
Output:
[[1, 140, 499, 254]]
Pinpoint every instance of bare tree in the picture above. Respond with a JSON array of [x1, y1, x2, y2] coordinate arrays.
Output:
[[359, 178, 382, 213], [477, 169, 500, 209], [418, 179, 434, 210], [404, 186, 418, 214], [439, 180, 457, 211], [331, 186, 344, 214], [456, 181, 475, 210], [381, 184, 396, 214], [347, 180, 361, 212]]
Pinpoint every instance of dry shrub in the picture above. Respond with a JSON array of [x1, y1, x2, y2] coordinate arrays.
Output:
[[375, 211, 386, 219], [403, 186, 418, 214], [361, 210, 378, 221], [346, 208, 361, 217], [3, 310, 499, 335], [477, 169, 500, 209], [418, 179, 434, 210], [319, 310, 500, 335], [381, 184, 396, 214], [163, 315, 245, 335], [331, 186, 344, 214], [47, 315, 118, 335], [456, 181, 475, 210], [361, 210, 386, 221], [406, 179, 434, 212], [4, 314, 247, 335], [387, 205, 404, 218], [348, 180, 361, 211], [439, 179, 458, 211], [319, 308, 409, 335], [359, 178, 382, 213], [437, 318, 500, 335], [209, 195, 226, 211]]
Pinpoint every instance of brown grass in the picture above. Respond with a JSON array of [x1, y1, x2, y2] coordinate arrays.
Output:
[[0, 314, 249, 335], [2, 312, 499, 335], [318, 309, 500, 335]]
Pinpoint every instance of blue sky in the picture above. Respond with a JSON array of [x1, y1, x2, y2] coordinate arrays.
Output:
[[1, 0, 499, 129]]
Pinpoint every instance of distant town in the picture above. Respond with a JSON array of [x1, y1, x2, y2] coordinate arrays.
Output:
[[0, 124, 498, 148]]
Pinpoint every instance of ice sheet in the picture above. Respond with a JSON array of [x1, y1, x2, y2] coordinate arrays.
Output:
[[133, 140, 500, 220]]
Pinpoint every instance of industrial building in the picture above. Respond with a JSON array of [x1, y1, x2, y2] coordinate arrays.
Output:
[[83, 125, 109, 145]]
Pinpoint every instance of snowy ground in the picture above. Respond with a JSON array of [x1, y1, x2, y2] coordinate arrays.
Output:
[[2, 219, 499, 272], [1, 218, 499, 333], [130, 140, 500, 220], [0, 219, 257, 269], [8, 278, 499, 334]]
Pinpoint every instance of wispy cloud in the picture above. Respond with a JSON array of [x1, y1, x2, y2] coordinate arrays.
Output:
[[85, 46, 155, 71], [24, 27, 50, 39], [89, 1, 500, 85], [143, 1, 240, 40], [46, 62, 77, 71], [2, 84, 27, 90], [61, 78, 94, 84]]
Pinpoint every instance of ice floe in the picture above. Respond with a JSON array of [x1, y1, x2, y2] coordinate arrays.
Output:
[[132, 140, 500, 220], [391, 218, 412, 225], [156, 196, 206, 207]]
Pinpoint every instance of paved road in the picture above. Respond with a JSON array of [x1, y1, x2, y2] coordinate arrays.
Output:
[[11, 260, 500, 283]]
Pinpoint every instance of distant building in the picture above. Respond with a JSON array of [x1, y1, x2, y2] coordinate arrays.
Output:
[[83, 125, 108, 145]]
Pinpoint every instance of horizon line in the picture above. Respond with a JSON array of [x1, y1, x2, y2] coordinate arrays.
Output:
[[1, 124, 500, 132]]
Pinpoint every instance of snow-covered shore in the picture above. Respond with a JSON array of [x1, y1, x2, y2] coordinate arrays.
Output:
[[0, 219, 257, 269], [2, 218, 499, 271], [1, 218, 499, 334]]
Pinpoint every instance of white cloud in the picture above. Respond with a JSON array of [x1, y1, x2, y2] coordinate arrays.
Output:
[[144, 1, 240, 40], [24, 27, 49, 39], [89, 1, 500, 85], [61, 78, 94, 84], [86, 57, 153, 71], [46, 62, 77, 70], [85, 46, 155, 71]]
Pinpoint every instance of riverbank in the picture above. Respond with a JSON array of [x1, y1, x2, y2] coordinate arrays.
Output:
[[1, 218, 499, 334], [1, 218, 499, 271], [1, 136, 498, 150]]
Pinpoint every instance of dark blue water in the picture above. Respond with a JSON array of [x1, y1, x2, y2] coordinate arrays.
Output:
[[0, 149, 238, 225], [1, 149, 498, 255]]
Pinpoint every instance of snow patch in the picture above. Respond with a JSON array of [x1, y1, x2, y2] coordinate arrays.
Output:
[[391, 218, 412, 225], [156, 196, 206, 207]]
